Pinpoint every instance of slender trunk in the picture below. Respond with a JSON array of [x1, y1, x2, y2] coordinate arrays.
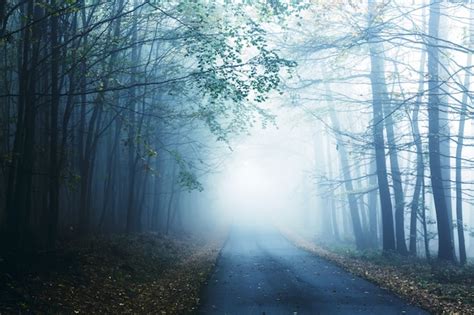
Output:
[[125, 0, 141, 233], [427, 0, 455, 262], [5, 1, 31, 250], [367, 156, 378, 247], [77, 0, 88, 234], [78, 100, 100, 234], [99, 119, 121, 231], [383, 103, 408, 254], [151, 156, 162, 231], [409, 38, 427, 255], [6, 1, 43, 250], [368, 23, 406, 253], [325, 83, 366, 249], [354, 160, 368, 232], [47, 0, 60, 248], [165, 162, 178, 235], [454, 5, 473, 265], [422, 172, 430, 260], [79, 0, 124, 234], [438, 6, 455, 258], [368, 0, 396, 251], [326, 136, 339, 241]]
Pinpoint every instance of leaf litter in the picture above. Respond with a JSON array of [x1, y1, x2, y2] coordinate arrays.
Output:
[[279, 226, 474, 315], [0, 232, 225, 314]]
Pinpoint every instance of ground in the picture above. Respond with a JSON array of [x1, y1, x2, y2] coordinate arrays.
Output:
[[0, 232, 223, 314], [280, 226, 474, 314], [1, 226, 472, 314], [198, 226, 427, 315]]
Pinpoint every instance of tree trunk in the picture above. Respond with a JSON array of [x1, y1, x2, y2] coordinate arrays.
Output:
[[427, 0, 455, 262], [409, 36, 427, 255], [422, 172, 430, 260], [165, 162, 178, 235], [368, 0, 396, 251], [326, 135, 340, 241], [438, 5, 455, 258], [5, 1, 44, 251], [47, 0, 60, 248], [382, 103, 407, 254], [325, 83, 366, 249], [454, 3, 473, 265], [367, 156, 378, 248]]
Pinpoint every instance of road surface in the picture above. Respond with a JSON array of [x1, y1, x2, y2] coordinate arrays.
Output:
[[198, 226, 428, 315]]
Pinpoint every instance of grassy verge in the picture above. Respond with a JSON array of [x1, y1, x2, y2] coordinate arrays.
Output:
[[279, 226, 474, 314], [0, 231, 226, 314]]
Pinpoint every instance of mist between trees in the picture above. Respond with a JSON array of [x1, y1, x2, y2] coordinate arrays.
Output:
[[1, 0, 474, 266]]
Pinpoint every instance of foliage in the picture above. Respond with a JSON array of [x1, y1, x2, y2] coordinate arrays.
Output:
[[179, 1, 297, 143]]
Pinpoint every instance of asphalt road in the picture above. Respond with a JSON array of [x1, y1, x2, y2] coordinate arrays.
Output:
[[198, 226, 428, 315]]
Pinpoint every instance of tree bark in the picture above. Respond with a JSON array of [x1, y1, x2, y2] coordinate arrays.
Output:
[[409, 35, 427, 255], [427, 0, 455, 262], [325, 83, 366, 249], [47, 0, 60, 248], [454, 3, 473, 265], [368, 0, 396, 251]]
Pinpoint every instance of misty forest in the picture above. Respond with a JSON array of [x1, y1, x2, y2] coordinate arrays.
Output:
[[1, 0, 474, 314]]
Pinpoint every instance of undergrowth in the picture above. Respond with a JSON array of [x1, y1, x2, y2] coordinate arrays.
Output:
[[0, 232, 225, 314]]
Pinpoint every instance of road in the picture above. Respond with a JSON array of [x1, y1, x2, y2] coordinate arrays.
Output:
[[198, 226, 428, 315]]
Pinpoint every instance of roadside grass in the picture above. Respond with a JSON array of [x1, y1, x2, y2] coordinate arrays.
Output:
[[279, 226, 474, 314], [0, 232, 225, 314]]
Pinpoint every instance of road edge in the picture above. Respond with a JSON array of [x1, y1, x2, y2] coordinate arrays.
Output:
[[276, 225, 460, 315]]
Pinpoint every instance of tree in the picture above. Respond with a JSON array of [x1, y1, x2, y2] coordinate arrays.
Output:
[[454, 1, 473, 266], [368, 0, 396, 252], [325, 82, 366, 249], [426, 0, 455, 262]]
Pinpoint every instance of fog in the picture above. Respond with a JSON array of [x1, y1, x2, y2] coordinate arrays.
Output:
[[213, 108, 315, 228], [2, 0, 474, 267]]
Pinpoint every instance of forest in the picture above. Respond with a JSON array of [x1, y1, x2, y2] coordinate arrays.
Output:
[[0, 0, 473, 314]]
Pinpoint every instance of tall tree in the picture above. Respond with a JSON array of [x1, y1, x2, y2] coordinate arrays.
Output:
[[427, 0, 455, 262], [368, 0, 396, 251], [454, 2, 473, 266], [325, 82, 366, 249], [409, 46, 427, 255]]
